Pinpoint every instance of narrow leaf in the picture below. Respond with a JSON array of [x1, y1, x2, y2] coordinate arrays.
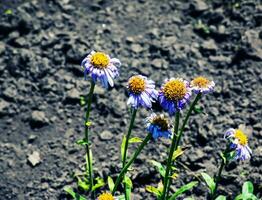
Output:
[[172, 146, 184, 161], [201, 172, 216, 194], [107, 176, 115, 193], [64, 187, 87, 200], [242, 181, 254, 195], [129, 137, 143, 143], [76, 139, 88, 146], [169, 181, 198, 200], [77, 177, 90, 191], [121, 135, 127, 161], [145, 185, 161, 197], [126, 185, 132, 200], [215, 195, 226, 200], [157, 181, 164, 193], [123, 176, 133, 188], [92, 178, 105, 191], [170, 173, 179, 180], [150, 160, 166, 177]]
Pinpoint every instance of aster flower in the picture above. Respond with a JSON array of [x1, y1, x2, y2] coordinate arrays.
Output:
[[146, 113, 172, 139], [190, 76, 215, 94], [127, 75, 158, 109], [158, 78, 191, 116], [81, 50, 121, 88], [97, 192, 115, 200], [224, 128, 252, 161]]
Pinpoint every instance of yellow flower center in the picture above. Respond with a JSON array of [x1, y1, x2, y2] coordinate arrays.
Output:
[[163, 79, 187, 101], [191, 76, 210, 88], [98, 193, 114, 200], [90, 52, 109, 69], [152, 116, 169, 131], [128, 76, 146, 94], [234, 129, 248, 146]]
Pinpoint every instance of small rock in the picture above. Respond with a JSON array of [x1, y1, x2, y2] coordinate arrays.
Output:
[[14, 37, 27, 47], [201, 39, 218, 51], [30, 111, 49, 127], [151, 59, 162, 69], [28, 135, 37, 143], [0, 42, 5, 55], [3, 87, 17, 101], [131, 44, 143, 53], [65, 88, 80, 103], [244, 29, 262, 60], [0, 100, 10, 116], [209, 55, 232, 64], [190, 0, 208, 12], [99, 130, 113, 141], [27, 151, 41, 166]]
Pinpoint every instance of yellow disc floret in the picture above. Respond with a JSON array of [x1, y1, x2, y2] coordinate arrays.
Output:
[[152, 115, 169, 131], [98, 192, 114, 200], [191, 76, 210, 88], [234, 129, 248, 146], [163, 79, 187, 101], [128, 76, 146, 94], [90, 52, 109, 69]]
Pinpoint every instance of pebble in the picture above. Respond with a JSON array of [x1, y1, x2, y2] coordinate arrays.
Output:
[[27, 151, 41, 166], [99, 130, 113, 141]]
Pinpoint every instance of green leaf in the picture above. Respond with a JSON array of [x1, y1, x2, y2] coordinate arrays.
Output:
[[77, 177, 90, 191], [92, 177, 105, 191], [123, 176, 133, 188], [184, 198, 195, 200], [201, 172, 216, 194], [145, 185, 161, 197], [80, 96, 86, 106], [242, 181, 254, 195], [243, 193, 258, 200], [76, 139, 88, 146], [4, 9, 12, 15], [170, 173, 179, 180], [234, 194, 243, 200], [157, 181, 164, 193], [150, 160, 166, 177], [63, 187, 87, 200], [172, 146, 184, 161], [124, 176, 132, 200], [194, 105, 203, 114], [121, 135, 127, 161], [129, 137, 143, 143], [215, 195, 226, 200], [168, 181, 198, 200], [107, 176, 115, 193]]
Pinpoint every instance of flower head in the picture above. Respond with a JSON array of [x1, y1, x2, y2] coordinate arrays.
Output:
[[127, 75, 158, 109], [98, 192, 114, 200], [190, 76, 215, 94], [146, 113, 172, 139], [158, 78, 191, 115], [81, 50, 121, 88], [224, 128, 252, 161]]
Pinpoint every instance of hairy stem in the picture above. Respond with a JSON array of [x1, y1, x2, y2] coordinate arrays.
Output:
[[122, 108, 137, 199], [161, 109, 180, 200], [84, 81, 95, 192]]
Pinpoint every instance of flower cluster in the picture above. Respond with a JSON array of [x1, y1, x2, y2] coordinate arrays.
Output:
[[74, 50, 254, 200]]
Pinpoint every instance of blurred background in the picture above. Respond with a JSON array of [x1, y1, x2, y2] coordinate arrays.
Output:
[[0, 0, 261, 199]]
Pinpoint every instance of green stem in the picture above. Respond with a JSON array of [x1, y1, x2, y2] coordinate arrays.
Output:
[[211, 158, 225, 200], [85, 81, 95, 192], [165, 93, 202, 197], [161, 109, 180, 200], [174, 93, 202, 149], [112, 133, 152, 195], [122, 108, 137, 199], [122, 108, 137, 166]]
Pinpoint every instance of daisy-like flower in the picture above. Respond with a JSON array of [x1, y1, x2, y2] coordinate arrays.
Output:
[[224, 128, 252, 161], [190, 76, 215, 94], [97, 192, 114, 200], [146, 113, 172, 139], [158, 78, 191, 115], [81, 50, 121, 88], [127, 75, 158, 109]]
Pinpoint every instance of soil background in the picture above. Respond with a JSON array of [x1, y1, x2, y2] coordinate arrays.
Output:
[[0, 0, 261, 199]]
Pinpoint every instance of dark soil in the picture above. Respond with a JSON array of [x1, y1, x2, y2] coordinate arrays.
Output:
[[0, 0, 261, 199]]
